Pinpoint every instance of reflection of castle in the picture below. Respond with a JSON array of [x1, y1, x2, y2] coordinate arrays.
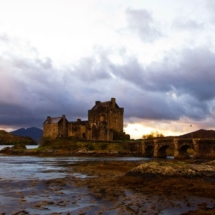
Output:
[[43, 98, 129, 141]]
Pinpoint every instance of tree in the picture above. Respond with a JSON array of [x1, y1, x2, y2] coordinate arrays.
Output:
[[142, 131, 164, 139]]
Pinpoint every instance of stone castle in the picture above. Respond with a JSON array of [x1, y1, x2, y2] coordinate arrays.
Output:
[[43, 98, 129, 141]]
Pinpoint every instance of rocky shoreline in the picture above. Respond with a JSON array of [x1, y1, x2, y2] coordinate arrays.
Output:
[[125, 160, 215, 178], [1, 145, 215, 214], [0, 144, 143, 157]]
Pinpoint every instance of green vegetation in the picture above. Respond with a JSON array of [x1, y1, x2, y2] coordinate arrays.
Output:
[[39, 137, 140, 153], [0, 130, 37, 145], [112, 131, 130, 141], [142, 131, 164, 139]]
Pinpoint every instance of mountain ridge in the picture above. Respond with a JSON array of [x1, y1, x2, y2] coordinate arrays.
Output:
[[179, 129, 215, 138], [11, 127, 43, 143]]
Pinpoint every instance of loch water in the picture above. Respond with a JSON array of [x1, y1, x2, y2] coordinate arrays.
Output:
[[0, 151, 214, 214]]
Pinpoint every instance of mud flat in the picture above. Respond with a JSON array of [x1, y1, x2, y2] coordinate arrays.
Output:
[[0, 156, 215, 214]]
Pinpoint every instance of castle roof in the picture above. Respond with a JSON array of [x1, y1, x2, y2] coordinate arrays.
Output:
[[44, 116, 66, 124], [71, 120, 88, 125], [91, 100, 119, 110]]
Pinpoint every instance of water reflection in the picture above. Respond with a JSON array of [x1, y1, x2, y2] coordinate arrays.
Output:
[[0, 156, 150, 181]]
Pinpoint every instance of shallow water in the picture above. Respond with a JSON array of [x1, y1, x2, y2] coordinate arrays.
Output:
[[0, 156, 151, 181], [0, 155, 214, 214], [0, 145, 38, 150]]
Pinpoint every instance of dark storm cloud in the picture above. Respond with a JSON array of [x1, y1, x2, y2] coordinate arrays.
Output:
[[110, 47, 215, 120], [0, 54, 94, 128], [0, 102, 43, 127], [71, 47, 212, 122], [1, 38, 215, 129], [70, 55, 112, 82], [111, 47, 215, 102], [148, 48, 215, 102], [125, 8, 162, 42]]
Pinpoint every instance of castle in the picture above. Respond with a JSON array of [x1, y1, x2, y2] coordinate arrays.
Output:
[[43, 98, 129, 141]]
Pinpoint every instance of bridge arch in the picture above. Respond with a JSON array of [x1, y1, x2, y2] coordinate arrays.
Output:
[[153, 139, 173, 158], [141, 141, 154, 157], [174, 139, 193, 159], [141, 138, 215, 159], [155, 145, 169, 158], [144, 145, 154, 157], [178, 144, 191, 158]]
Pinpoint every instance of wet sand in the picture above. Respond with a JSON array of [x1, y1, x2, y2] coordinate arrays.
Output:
[[0, 158, 215, 214]]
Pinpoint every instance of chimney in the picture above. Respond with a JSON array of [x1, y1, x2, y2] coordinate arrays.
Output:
[[62, 115, 66, 123], [111, 98, 115, 109], [47, 116, 51, 123], [96, 101, 101, 105], [77, 118, 81, 122]]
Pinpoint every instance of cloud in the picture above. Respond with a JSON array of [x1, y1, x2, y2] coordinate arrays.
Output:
[[172, 17, 204, 31], [109, 46, 215, 121], [0, 51, 92, 127], [111, 47, 215, 101], [0, 31, 215, 131], [125, 8, 162, 42], [70, 56, 112, 82]]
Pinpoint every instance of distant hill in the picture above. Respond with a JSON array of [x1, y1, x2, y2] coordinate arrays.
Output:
[[11, 127, 43, 143], [0, 130, 37, 145], [179, 129, 215, 138]]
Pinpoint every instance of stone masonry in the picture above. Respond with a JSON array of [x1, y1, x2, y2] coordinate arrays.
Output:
[[43, 98, 127, 141]]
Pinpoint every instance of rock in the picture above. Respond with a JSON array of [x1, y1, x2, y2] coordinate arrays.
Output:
[[206, 160, 215, 165], [12, 144, 27, 150], [0, 147, 11, 153], [125, 161, 215, 178]]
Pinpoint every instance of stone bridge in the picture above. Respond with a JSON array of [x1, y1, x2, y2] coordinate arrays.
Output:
[[140, 138, 215, 159]]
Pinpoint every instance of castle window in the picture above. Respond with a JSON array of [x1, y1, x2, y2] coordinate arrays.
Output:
[[100, 115, 105, 122]]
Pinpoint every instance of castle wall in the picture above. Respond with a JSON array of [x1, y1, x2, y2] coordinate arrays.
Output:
[[68, 121, 88, 139], [106, 108, 124, 132], [91, 125, 113, 141], [88, 98, 124, 133], [43, 98, 127, 141], [43, 123, 59, 139], [58, 116, 68, 137]]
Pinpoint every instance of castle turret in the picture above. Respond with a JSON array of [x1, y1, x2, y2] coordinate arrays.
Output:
[[111, 98, 116, 109]]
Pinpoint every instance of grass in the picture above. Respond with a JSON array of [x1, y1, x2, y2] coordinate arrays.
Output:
[[0, 130, 36, 145], [39, 137, 136, 152], [39, 137, 195, 156]]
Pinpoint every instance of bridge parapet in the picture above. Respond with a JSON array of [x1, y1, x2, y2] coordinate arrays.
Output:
[[153, 138, 173, 143]]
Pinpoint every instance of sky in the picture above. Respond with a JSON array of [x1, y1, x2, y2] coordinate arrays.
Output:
[[0, 0, 215, 139]]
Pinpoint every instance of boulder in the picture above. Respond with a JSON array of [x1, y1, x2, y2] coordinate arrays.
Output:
[[0, 146, 11, 153], [125, 161, 215, 178], [12, 143, 27, 150]]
